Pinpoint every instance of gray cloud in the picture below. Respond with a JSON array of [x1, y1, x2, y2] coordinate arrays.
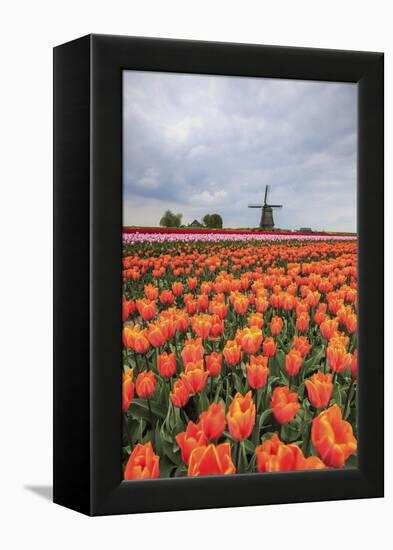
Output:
[[123, 71, 357, 231]]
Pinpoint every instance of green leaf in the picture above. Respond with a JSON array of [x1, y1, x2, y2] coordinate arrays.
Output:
[[301, 345, 325, 379], [259, 408, 272, 427], [130, 398, 167, 420], [345, 454, 358, 468], [159, 456, 177, 478], [198, 390, 210, 414], [280, 422, 301, 444], [174, 464, 188, 477], [243, 439, 256, 455]]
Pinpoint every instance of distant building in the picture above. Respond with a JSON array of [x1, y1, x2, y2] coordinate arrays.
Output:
[[299, 227, 312, 233], [188, 219, 204, 228]]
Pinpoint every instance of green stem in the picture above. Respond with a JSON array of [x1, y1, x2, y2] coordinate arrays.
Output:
[[344, 379, 356, 419], [253, 389, 258, 414], [147, 399, 154, 434], [304, 408, 317, 456], [236, 441, 241, 472]]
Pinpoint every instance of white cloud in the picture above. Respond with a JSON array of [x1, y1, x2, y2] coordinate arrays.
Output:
[[164, 116, 204, 144], [192, 190, 228, 204], [187, 144, 207, 159]]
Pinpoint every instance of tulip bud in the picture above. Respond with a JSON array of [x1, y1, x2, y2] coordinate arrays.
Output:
[[199, 402, 226, 441], [305, 372, 333, 409], [135, 371, 157, 399], [271, 386, 300, 425], [188, 443, 236, 477], [157, 352, 177, 379], [227, 391, 256, 441], [124, 442, 160, 480]]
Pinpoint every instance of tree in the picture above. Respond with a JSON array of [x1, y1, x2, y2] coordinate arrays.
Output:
[[159, 210, 182, 228], [203, 213, 223, 229]]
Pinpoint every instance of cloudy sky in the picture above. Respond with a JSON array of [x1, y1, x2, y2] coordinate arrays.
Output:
[[123, 71, 357, 231]]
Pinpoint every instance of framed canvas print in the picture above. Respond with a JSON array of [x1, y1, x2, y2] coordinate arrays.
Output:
[[53, 34, 384, 516]]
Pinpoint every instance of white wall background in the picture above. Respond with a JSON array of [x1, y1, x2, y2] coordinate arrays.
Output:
[[0, 1, 390, 548]]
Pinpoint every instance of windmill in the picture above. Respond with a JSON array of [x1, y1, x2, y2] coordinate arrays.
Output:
[[248, 185, 283, 230]]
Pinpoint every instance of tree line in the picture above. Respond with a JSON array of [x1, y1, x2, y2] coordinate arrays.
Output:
[[159, 210, 223, 228]]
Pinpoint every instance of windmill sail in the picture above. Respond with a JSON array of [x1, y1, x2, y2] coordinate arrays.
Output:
[[264, 184, 269, 205]]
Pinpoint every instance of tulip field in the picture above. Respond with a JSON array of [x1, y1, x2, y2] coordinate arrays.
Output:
[[122, 231, 357, 479]]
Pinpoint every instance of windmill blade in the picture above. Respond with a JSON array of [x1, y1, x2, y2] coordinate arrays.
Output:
[[264, 185, 270, 205], [269, 204, 283, 209], [248, 204, 262, 208]]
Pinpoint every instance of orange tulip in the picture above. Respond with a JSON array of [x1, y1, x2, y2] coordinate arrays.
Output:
[[181, 363, 209, 394], [172, 281, 184, 296], [255, 434, 326, 472], [123, 325, 150, 354], [262, 336, 277, 358], [270, 316, 283, 336], [209, 300, 228, 320], [176, 421, 208, 464], [246, 355, 269, 390], [223, 340, 242, 366], [199, 402, 226, 441], [187, 277, 198, 291], [345, 313, 357, 334], [327, 344, 352, 374], [136, 298, 157, 322], [144, 284, 159, 301], [200, 281, 213, 295], [305, 372, 333, 409], [159, 317, 177, 341], [255, 296, 269, 313], [209, 315, 224, 338], [248, 312, 264, 329], [232, 294, 249, 315], [181, 338, 204, 365], [135, 371, 157, 399], [124, 442, 160, 480], [293, 335, 311, 358], [192, 314, 212, 339], [122, 369, 134, 412], [305, 291, 321, 308], [227, 391, 256, 441], [185, 298, 197, 315], [205, 352, 222, 377], [197, 293, 209, 312], [296, 312, 310, 333], [170, 379, 190, 408], [122, 298, 135, 322], [160, 289, 175, 306], [285, 349, 303, 377], [271, 386, 300, 424], [320, 318, 339, 340], [281, 293, 296, 311], [147, 323, 167, 348], [157, 352, 177, 379], [311, 404, 357, 467], [241, 326, 263, 354], [188, 443, 236, 477], [314, 305, 327, 325], [174, 310, 189, 333]]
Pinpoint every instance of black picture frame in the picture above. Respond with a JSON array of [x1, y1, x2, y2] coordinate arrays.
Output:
[[53, 34, 384, 516]]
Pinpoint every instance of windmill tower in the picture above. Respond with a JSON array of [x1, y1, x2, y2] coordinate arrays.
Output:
[[248, 185, 283, 230]]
